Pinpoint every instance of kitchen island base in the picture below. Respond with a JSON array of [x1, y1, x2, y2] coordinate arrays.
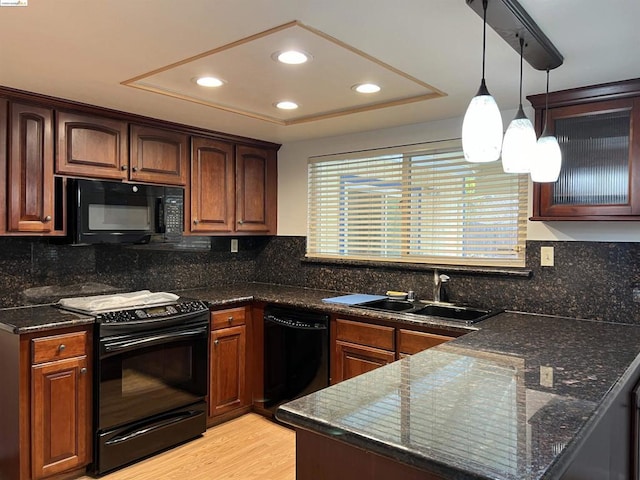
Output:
[[296, 428, 444, 480]]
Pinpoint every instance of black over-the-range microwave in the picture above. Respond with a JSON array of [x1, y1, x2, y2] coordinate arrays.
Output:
[[67, 178, 184, 245]]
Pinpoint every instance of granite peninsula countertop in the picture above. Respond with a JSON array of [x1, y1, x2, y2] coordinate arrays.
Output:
[[277, 312, 640, 480]]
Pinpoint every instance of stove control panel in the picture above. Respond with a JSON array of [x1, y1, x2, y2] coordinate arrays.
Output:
[[97, 300, 208, 323]]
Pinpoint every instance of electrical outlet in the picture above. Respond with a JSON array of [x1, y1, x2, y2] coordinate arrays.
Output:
[[540, 366, 554, 388], [230, 238, 238, 253], [540, 246, 554, 267]]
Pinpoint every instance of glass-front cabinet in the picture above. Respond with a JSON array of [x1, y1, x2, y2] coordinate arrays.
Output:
[[528, 79, 640, 220]]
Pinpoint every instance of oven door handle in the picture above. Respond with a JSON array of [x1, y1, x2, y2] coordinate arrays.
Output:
[[102, 326, 208, 354]]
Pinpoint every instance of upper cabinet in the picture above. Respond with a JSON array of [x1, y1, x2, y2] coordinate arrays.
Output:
[[235, 145, 277, 234], [191, 137, 235, 233], [56, 111, 128, 180], [189, 138, 277, 235], [130, 125, 188, 186], [7, 102, 57, 234], [0, 99, 7, 234], [529, 78, 640, 220]]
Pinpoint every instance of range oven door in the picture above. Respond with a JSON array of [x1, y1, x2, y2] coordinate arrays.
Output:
[[97, 320, 208, 432]]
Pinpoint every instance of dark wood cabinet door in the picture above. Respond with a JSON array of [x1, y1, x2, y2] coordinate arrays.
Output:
[[56, 111, 128, 179], [7, 102, 54, 233], [334, 341, 395, 383], [235, 145, 277, 233], [397, 329, 453, 355], [0, 98, 7, 234], [31, 355, 90, 480], [130, 124, 188, 186], [209, 325, 248, 417], [190, 137, 235, 233]]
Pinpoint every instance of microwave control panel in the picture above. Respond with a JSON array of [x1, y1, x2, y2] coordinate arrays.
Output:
[[163, 189, 184, 239]]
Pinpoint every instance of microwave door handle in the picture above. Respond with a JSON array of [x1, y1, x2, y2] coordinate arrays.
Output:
[[155, 197, 165, 233], [103, 326, 207, 354]]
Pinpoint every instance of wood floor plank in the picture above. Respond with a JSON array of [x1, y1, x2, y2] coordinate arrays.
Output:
[[79, 414, 295, 479]]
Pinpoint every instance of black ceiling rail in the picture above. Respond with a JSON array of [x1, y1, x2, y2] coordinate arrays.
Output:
[[466, 0, 563, 71]]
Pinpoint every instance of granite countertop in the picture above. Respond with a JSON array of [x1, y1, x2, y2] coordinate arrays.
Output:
[[0, 282, 476, 335], [277, 312, 640, 480]]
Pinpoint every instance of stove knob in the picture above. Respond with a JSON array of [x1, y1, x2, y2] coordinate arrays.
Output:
[[135, 310, 147, 318]]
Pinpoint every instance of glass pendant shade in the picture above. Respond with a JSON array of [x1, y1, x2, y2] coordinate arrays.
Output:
[[501, 107, 536, 173], [530, 133, 562, 182], [462, 81, 504, 163]]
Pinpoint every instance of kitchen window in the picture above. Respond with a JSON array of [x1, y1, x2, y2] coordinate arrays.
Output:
[[307, 140, 527, 267]]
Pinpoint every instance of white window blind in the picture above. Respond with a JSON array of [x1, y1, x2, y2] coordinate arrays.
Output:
[[307, 140, 527, 267]]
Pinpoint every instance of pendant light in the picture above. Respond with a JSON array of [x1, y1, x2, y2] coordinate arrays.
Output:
[[530, 69, 562, 182], [462, 0, 503, 164], [501, 37, 536, 173]]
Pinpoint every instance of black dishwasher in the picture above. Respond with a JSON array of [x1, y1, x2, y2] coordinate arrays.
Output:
[[263, 306, 329, 413]]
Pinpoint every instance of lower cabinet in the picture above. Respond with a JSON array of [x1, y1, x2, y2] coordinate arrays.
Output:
[[333, 319, 396, 383], [332, 317, 459, 384], [209, 306, 250, 422], [0, 325, 92, 480]]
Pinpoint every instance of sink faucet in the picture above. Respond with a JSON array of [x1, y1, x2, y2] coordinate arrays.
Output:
[[433, 270, 450, 303]]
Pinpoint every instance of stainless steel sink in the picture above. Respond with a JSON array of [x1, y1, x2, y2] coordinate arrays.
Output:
[[354, 298, 499, 324]]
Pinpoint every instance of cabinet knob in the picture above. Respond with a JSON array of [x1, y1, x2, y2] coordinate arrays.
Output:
[[120, 165, 128, 171], [193, 219, 199, 225], [214, 339, 219, 346], [80, 367, 87, 375], [58, 344, 66, 352], [238, 220, 244, 225], [227, 316, 233, 323], [43, 215, 52, 222], [132, 166, 139, 172]]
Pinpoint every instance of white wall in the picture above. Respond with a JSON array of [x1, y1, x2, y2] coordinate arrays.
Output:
[[278, 109, 640, 242]]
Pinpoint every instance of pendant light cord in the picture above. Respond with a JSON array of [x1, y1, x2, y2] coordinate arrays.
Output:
[[482, 0, 488, 81], [518, 37, 524, 107], [542, 68, 550, 135]]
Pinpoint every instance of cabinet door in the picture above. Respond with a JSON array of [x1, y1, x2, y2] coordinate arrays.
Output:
[[31, 356, 90, 480], [533, 98, 640, 219], [209, 325, 247, 417], [0, 98, 7, 234], [130, 124, 188, 186], [190, 137, 235, 233], [7, 102, 55, 233], [56, 111, 128, 180], [334, 340, 395, 383], [235, 145, 277, 233]]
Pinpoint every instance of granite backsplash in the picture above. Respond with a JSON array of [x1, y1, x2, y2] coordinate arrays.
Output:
[[255, 236, 640, 325], [2, 234, 639, 325]]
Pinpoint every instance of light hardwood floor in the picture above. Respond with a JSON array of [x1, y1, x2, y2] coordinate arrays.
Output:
[[79, 414, 295, 480]]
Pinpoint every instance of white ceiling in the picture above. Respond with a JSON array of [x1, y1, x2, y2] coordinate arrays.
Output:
[[0, 0, 639, 145]]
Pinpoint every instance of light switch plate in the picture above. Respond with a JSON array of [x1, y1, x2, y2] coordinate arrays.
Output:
[[230, 238, 238, 253], [541, 246, 554, 266]]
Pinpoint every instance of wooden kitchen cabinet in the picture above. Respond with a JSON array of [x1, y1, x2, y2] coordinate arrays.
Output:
[[397, 329, 454, 358], [0, 325, 92, 480], [528, 78, 640, 220], [56, 110, 128, 180], [333, 319, 396, 383], [7, 102, 57, 234], [235, 145, 277, 234], [189, 138, 278, 235], [130, 124, 188, 186], [190, 137, 235, 233], [209, 307, 250, 422], [0, 98, 7, 234]]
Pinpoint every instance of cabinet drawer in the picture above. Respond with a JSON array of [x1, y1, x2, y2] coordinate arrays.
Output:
[[32, 331, 87, 364], [211, 307, 246, 330], [336, 319, 394, 351], [397, 329, 453, 355]]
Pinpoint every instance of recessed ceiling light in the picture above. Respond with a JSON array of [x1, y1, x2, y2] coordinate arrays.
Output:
[[275, 101, 299, 110], [272, 50, 312, 65], [193, 76, 224, 87], [353, 83, 381, 94]]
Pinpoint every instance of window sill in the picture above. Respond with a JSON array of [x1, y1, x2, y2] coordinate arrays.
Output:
[[302, 256, 532, 278]]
